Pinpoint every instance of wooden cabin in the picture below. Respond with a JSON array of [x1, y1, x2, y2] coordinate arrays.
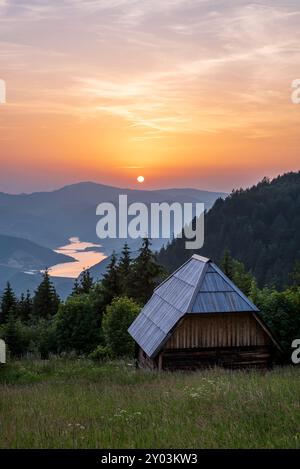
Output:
[[128, 255, 281, 370]]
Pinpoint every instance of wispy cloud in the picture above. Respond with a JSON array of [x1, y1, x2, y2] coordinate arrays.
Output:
[[1, 0, 300, 139]]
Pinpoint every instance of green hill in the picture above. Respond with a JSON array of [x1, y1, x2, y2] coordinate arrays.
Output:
[[157, 171, 300, 289], [0, 234, 74, 271]]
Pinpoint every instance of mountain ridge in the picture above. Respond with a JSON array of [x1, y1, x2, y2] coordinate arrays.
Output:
[[0, 181, 227, 198], [0, 181, 226, 249]]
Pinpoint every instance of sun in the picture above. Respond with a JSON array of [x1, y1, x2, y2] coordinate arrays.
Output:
[[137, 175, 145, 183]]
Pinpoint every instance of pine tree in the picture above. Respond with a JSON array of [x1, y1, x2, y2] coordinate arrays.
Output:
[[232, 260, 254, 296], [0, 282, 17, 324], [88, 282, 106, 339], [17, 290, 33, 322], [118, 243, 132, 296], [4, 311, 27, 357], [220, 248, 234, 280], [33, 269, 60, 319], [71, 278, 80, 296], [79, 269, 94, 294], [102, 252, 121, 306], [249, 279, 260, 304], [291, 260, 300, 290], [131, 238, 164, 304]]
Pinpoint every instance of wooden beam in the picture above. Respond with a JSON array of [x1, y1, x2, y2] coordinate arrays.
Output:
[[158, 353, 163, 371], [253, 313, 283, 352]]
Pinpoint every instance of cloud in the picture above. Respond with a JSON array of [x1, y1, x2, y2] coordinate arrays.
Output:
[[1, 0, 300, 140]]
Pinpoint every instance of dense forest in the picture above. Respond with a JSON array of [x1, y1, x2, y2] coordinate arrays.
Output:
[[157, 171, 300, 289], [0, 237, 300, 360]]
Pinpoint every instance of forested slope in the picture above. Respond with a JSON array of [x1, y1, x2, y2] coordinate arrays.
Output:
[[157, 172, 300, 289]]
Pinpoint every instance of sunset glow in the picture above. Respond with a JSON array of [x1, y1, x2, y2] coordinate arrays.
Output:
[[0, 1, 299, 193], [50, 237, 105, 278]]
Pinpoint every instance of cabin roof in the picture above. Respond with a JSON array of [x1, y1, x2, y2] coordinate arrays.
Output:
[[128, 254, 261, 358]]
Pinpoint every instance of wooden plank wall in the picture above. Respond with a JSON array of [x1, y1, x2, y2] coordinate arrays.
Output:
[[162, 346, 272, 370], [165, 313, 271, 350]]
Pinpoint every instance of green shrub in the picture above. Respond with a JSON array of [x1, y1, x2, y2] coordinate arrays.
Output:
[[253, 286, 300, 356], [103, 296, 140, 358], [27, 319, 57, 359], [89, 345, 111, 361], [2, 313, 30, 358], [55, 295, 101, 355]]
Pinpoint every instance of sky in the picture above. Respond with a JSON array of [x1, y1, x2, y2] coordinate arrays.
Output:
[[0, 0, 299, 193]]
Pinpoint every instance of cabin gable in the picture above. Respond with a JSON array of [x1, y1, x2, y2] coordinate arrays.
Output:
[[164, 313, 271, 350]]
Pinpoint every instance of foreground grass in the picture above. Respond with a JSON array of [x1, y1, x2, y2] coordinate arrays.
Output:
[[0, 359, 300, 449]]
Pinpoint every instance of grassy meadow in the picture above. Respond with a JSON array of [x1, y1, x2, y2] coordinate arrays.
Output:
[[0, 359, 300, 449]]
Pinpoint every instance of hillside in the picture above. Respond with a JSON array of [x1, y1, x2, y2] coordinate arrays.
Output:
[[0, 234, 74, 270], [157, 172, 300, 289], [0, 234, 75, 298]]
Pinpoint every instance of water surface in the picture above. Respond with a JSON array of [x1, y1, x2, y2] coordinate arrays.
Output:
[[49, 237, 106, 278]]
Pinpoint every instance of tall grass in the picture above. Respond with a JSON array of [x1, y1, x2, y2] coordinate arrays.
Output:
[[0, 359, 300, 449]]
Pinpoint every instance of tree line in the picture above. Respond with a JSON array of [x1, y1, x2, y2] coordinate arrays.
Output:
[[0, 238, 166, 359], [1, 238, 300, 361]]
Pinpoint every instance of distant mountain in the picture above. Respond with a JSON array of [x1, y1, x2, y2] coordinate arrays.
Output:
[[0, 182, 227, 251], [157, 172, 300, 289]]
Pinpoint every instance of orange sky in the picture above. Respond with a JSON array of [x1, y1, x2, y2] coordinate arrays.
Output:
[[0, 0, 299, 193]]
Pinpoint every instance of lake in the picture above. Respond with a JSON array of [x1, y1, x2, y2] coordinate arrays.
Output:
[[49, 237, 106, 278]]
